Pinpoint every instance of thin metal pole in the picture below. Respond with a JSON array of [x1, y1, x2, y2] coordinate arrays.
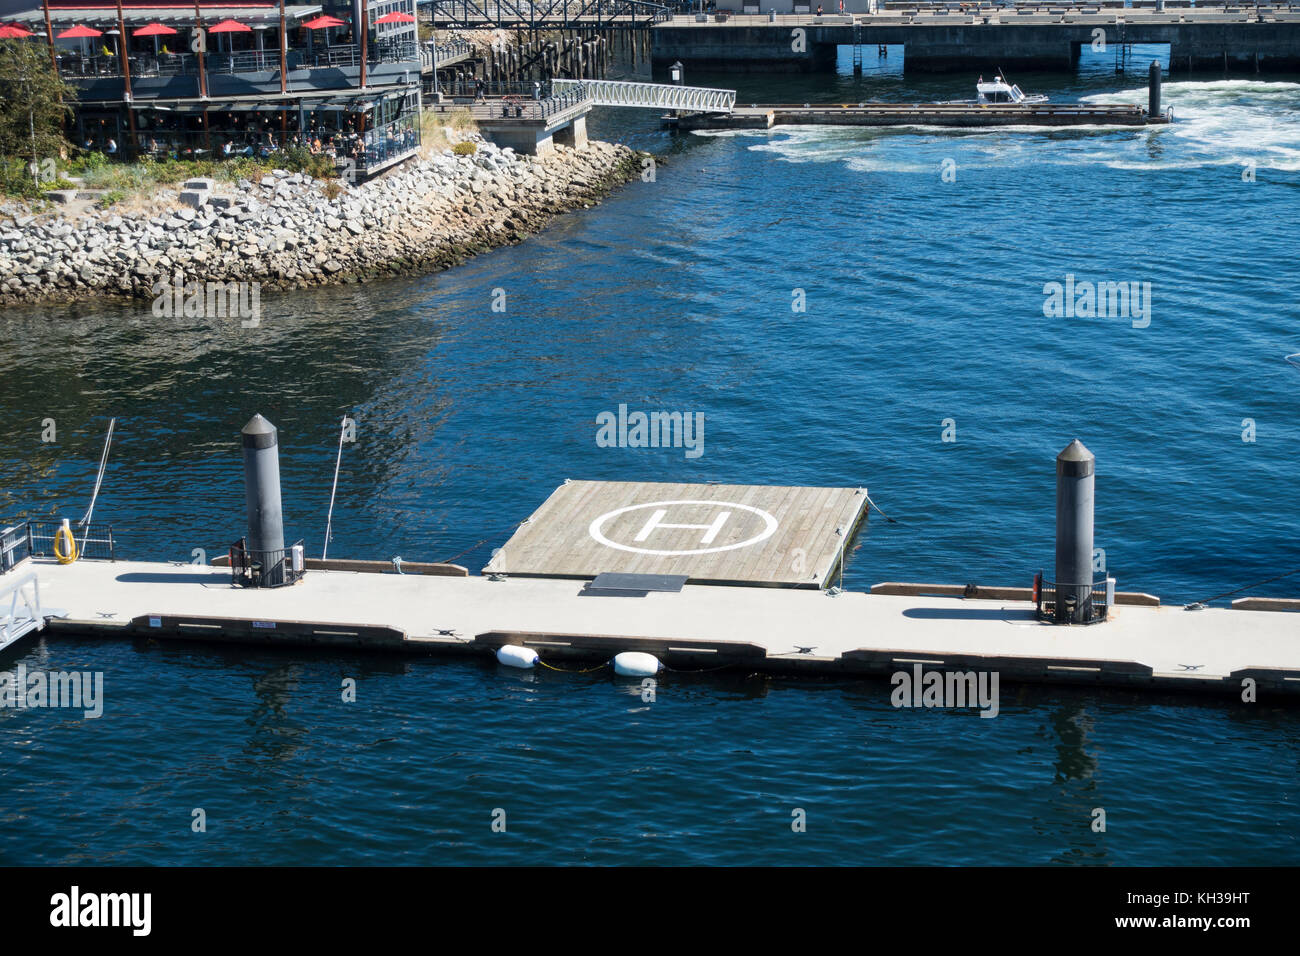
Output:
[[279, 0, 287, 94], [194, 0, 208, 99], [359, 0, 368, 88], [321, 416, 347, 560], [79, 417, 116, 552]]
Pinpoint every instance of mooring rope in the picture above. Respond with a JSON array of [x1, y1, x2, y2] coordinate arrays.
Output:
[[437, 538, 494, 564], [864, 492, 897, 524], [661, 661, 735, 674], [536, 659, 610, 674], [436, 521, 527, 565], [1184, 568, 1300, 610]]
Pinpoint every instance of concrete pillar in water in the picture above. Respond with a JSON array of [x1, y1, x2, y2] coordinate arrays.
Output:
[[1055, 439, 1095, 624], [1148, 59, 1162, 118], [242, 414, 285, 558]]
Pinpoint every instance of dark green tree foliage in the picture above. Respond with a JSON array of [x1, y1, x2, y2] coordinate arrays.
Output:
[[0, 40, 75, 166]]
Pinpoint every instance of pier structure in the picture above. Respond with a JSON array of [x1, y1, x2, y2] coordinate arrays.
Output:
[[650, 5, 1300, 74], [434, 83, 596, 153]]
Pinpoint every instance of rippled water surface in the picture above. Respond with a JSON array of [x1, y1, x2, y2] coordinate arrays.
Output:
[[1, 54, 1298, 865]]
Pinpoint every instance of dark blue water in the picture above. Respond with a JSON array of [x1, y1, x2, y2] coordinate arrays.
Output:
[[2, 57, 1299, 864]]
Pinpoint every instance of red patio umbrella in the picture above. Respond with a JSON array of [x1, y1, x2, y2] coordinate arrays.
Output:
[[0, 24, 35, 38], [374, 12, 416, 23], [302, 15, 344, 29], [57, 25, 103, 38], [133, 23, 177, 37], [209, 19, 251, 33]]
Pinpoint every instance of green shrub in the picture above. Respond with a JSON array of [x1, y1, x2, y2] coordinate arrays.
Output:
[[217, 156, 270, 183], [276, 145, 338, 180], [452, 140, 477, 156], [0, 157, 41, 199], [66, 151, 109, 175], [447, 108, 475, 131]]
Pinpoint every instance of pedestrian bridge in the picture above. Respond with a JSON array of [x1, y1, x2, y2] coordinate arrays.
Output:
[[550, 79, 735, 113]]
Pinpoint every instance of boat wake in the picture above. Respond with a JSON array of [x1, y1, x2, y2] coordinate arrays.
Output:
[[717, 80, 1300, 175]]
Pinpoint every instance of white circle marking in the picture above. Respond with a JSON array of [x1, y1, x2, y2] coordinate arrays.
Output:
[[588, 499, 779, 557]]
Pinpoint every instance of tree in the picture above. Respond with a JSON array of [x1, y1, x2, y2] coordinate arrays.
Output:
[[0, 39, 76, 168]]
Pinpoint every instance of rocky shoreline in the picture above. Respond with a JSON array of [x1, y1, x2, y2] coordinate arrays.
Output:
[[0, 137, 646, 307]]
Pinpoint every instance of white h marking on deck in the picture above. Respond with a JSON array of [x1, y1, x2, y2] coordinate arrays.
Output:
[[634, 508, 732, 546], [589, 500, 778, 557]]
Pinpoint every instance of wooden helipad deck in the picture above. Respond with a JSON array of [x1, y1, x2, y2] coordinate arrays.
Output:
[[482, 480, 868, 589]]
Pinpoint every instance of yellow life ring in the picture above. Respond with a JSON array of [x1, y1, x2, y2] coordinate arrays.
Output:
[[54, 523, 79, 564]]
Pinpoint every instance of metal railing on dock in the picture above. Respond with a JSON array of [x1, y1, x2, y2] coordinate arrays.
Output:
[[1, 524, 27, 573], [1035, 571, 1109, 625], [229, 538, 305, 589], [24, 521, 118, 562]]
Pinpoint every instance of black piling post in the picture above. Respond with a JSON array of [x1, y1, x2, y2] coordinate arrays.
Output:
[[1055, 439, 1096, 624], [242, 414, 285, 562]]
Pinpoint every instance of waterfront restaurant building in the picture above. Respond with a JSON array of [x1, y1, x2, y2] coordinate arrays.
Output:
[[10, 0, 423, 175]]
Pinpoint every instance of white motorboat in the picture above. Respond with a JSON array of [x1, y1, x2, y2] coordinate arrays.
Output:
[[975, 74, 1050, 105]]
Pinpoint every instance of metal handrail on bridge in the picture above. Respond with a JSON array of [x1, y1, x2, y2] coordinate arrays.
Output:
[[422, 38, 476, 70], [440, 85, 593, 120], [551, 78, 735, 112], [0, 569, 43, 653]]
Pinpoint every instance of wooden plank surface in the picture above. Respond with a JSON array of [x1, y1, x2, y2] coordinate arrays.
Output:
[[484, 480, 868, 588]]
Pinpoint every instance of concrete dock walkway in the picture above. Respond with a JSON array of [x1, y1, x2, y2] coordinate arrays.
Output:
[[26, 556, 1300, 699]]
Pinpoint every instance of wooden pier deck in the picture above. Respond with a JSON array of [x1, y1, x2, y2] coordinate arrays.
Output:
[[482, 481, 868, 588], [11, 555, 1298, 700], [669, 101, 1167, 131]]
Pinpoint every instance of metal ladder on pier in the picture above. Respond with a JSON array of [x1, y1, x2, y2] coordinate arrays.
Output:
[[852, 21, 863, 75], [1114, 22, 1131, 73]]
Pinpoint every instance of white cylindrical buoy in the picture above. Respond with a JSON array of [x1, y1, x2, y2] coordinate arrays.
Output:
[[496, 645, 539, 669], [613, 652, 661, 677]]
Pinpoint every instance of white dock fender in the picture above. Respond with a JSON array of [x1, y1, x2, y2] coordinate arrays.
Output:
[[496, 644, 539, 669], [612, 652, 662, 677]]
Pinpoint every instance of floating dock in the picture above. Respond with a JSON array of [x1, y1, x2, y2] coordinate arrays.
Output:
[[5, 423, 1299, 703], [18, 554, 1300, 699], [667, 101, 1168, 131]]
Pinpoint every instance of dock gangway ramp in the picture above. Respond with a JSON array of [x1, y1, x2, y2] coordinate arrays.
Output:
[[1, 569, 46, 655], [549, 79, 735, 113]]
